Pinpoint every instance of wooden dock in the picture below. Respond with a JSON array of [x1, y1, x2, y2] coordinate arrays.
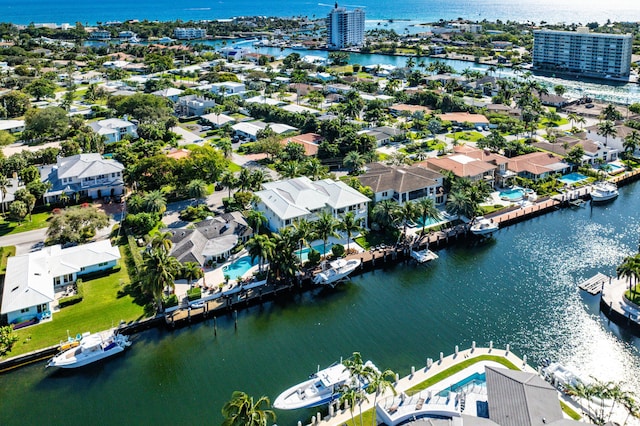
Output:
[[579, 273, 609, 295]]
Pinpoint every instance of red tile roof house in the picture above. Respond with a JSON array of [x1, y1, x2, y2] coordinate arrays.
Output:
[[452, 145, 513, 187], [438, 112, 490, 128], [279, 133, 324, 157], [507, 152, 569, 181], [417, 150, 498, 187]]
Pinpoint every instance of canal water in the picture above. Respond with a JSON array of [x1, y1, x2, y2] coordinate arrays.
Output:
[[1, 185, 640, 425]]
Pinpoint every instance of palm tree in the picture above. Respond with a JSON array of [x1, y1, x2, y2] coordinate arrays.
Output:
[[314, 211, 339, 258], [220, 171, 239, 199], [405, 56, 416, 69], [249, 169, 268, 191], [597, 120, 617, 147], [293, 218, 316, 258], [143, 190, 167, 214], [372, 199, 400, 231], [397, 200, 417, 241], [150, 231, 174, 253], [269, 226, 300, 282], [567, 112, 579, 129], [245, 210, 268, 235], [339, 212, 362, 254], [221, 391, 276, 426], [237, 168, 253, 191], [415, 197, 441, 236], [339, 385, 364, 426], [342, 352, 374, 426], [279, 161, 302, 179], [623, 130, 640, 161], [182, 261, 203, 287], [446, 190, 477, 221], [186, 179, 207, 204], [304, 158, 328, 181], [617, 254, 640, 296], [601, 103, 622, 122], [141, 248, 181, 312], [368, 369, 397, 426], [217, 138, 233, 159], [622, 392, 640, 426], [0, 173, 9, 215], [246, 234, 275, 274], [344, 151, 366, 175], [576, 115, 586, 130]]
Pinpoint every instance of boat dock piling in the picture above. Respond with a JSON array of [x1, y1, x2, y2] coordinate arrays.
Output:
[[579, 273, 610, 295]]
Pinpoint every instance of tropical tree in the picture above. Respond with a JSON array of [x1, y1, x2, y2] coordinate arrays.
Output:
[[601, 103, 622, 122], [186, 179, 208, 204], [339, 211, 362, 253], [597, 120, 617, 146], [344, 151, 366, 175], [415, 197, 441, 236], [150, 231, 174, 253], [293, 218, 316, 257], [617, 254, 640, 296], [397, 200, 417, 241], [268, 226, 300, 282], [217, 138, 233, 159], [315, 211, 339, 258], [623, 130, 640, 161], [141, 248, 181, 312], [279, 161, 302, 179], [220, 171, 239, 199], [143, 190, 167, 214], [182, 261, 203, 287], [0, 173, 8, 215], [245, 210, 268, 235], [368, 369, 397, 426], [372, 199, 400, 231], [246, 234, 275, 274], [221, 391, 276, 426], [342, 352, 375, 426], [237, 168, 253, 191], [446, 190, 477, 221]]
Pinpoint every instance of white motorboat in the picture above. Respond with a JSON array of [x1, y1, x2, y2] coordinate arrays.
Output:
[[273, 360, 378, 410], [313, 258, 361, 287], [469, 216, 499, 237], [591, 181, 618, 202], [46, 329, 131, 368], [541, 362, 582, 389], [411, 249, 438, 264]]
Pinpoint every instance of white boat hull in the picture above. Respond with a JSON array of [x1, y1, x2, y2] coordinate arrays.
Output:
[[47, 331, 130, 369], [313, 259, 361, 286]]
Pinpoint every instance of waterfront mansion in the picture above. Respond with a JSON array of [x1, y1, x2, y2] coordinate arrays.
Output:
[[254, 177, 371, 232]]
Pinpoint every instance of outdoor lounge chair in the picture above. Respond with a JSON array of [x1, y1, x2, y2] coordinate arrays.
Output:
[[415, 397, 425, 410]]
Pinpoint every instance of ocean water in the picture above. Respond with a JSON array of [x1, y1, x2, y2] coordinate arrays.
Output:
[[2, 0, 640, 25]]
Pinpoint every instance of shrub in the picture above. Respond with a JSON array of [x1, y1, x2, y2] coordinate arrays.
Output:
[[163, 294, 178, 308], [331, 244, 345, 258], [307, 248, 321, 265], [186, 287, 202, 301], [124, 212, 160, 235]]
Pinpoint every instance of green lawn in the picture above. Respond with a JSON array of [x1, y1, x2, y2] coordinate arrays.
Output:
[[0, 245, 16, 274], [0, 212, 51, 237], [355, 232, 397, 250], [452, 131, 485, 142], [7, 247, 148, 358], [625, 286, 640, 305], [228, 162, 242, 173]]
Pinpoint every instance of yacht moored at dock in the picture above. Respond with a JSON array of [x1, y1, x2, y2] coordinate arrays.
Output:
[[410, 248, 439, 264], [46, 329, 131, 368], [273, 359, 378, 410], [313, 258, 361, 287], [590, 181, 619, 202], [469, 216, 499, 237]]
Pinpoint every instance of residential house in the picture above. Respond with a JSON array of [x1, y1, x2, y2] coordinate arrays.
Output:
[[279, 133, 324, 156], [438, 112, 490, 128], [358, 126, 406, 147], [1, 240, 121, 325], [200, 112, 236, 128], [418, 151, 498, 187], [0, 119, 25, 133], [255, 177, 371, 232], [280, 104, 321, 116], [532, 137, 618, 165], [507, 152, 569, 181], [0, 175, 23, 212], [40, 154, 125, 203], [358, 163, 445, 206], [585, 123, 637, 154], [452, 145, 513, 187], [175, 95, 217, 118], [88, 118, 138, 143], [210, 82, 246, 96], [388, 104, 433, 117], [326, 83, 353, 94], [232, 121, 297, 142], [166, 212, 252, 266], [151, 87, 184, 103]]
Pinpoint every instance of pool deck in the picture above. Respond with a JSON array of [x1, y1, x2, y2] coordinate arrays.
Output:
[[311, 345, 583, 426]]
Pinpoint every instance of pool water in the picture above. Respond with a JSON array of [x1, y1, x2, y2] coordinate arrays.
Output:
[[222, 256, 259, 281], [296, 243, 333, 262], [499, 188, 525, 201], [605, 163, 624, 174], [415, 216, 443, 228], [559, 172, 588, 184], [438, 371, 487, 396]]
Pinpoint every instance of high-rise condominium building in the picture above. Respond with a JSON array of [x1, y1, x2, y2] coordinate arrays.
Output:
[[533, 27, 632, 80], [327, 2, 365, 50]]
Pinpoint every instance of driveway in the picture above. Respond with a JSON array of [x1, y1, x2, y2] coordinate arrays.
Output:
[[171, 126, 203, 145]]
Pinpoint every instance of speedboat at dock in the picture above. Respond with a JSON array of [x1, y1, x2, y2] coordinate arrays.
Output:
[[410, 249, 438, 263], [273, 359, 379, 410], [469, 216, 499, 237], [46, 329, 131, 368], [313, 258, 361, 287]]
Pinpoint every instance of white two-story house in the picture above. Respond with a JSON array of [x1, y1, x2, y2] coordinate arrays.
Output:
[[40, 154, 125, 203], [254, 177, 371, 232], [89, 118, 138, 143]]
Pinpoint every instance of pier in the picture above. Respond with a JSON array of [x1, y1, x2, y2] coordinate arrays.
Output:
[[578, 272, 609, 295]]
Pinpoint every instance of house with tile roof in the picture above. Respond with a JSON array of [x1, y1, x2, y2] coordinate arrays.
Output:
[[39, 154, 125, 203], [1, 240, 121, 325], [165, 212, 252, 266], [88, 118, 138, 143], [280, 133, 324, 156], [418, 150, 499, 187], [358, 163, 445, 206], [254, 177, 371, 232], [438, 112, 490, 128], [507, 152, 569, 181], [532, 137, 619, 165]]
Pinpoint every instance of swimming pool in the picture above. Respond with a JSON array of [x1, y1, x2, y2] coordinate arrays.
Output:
[[499, 188, 525, 201], [438, 372, 487, 396], [415, 216, 444, 228], [605, 163, 625, 174], [559, 172, 588, 185], [296, 243, 333, 262], [222, 256, 259, 281]]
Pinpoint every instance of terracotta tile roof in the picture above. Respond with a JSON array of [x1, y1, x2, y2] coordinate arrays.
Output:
[[418, 155, 496, 179], [438, 112, 489, 124], [453, 145, 508, 165], [280, 133, 323, 156], [165, 148, 190, 160], [389, 103, 433, 114], [507, 152, 565, 175]]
